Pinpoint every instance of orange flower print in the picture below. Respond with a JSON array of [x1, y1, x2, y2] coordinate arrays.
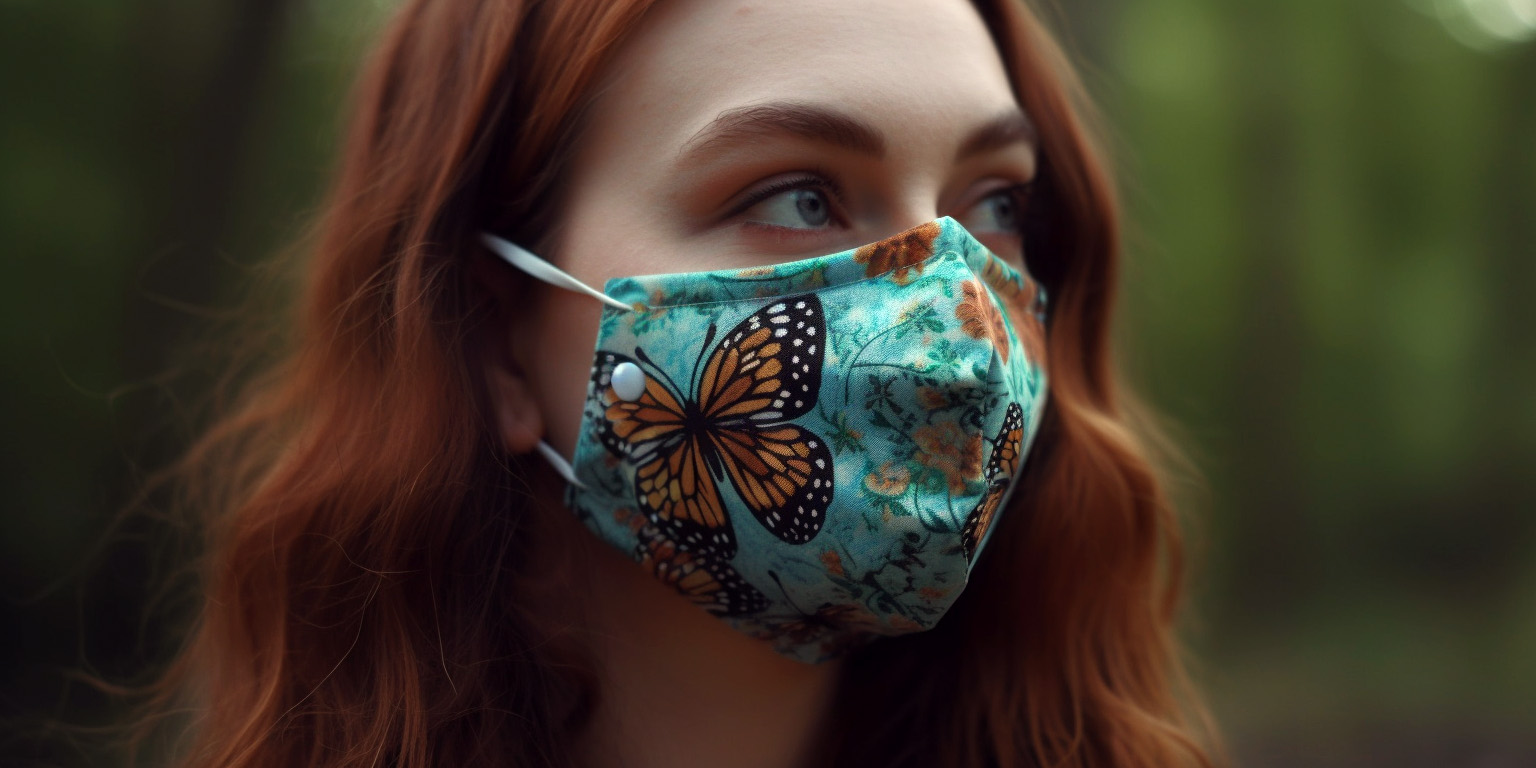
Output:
[[918, 586, 950, 602], [916, 385, 950, 411], [912, 421, 983, 495], [820, 549, 846, 577], [955, 280, 1010, 363], [981, 258, 1047, 368], [854, 220, 941, 284], [863, 462, 911, 496], [613, 507, 645, 534], [1013, 281, 1047, 369], [980, 256, 1023, 305]]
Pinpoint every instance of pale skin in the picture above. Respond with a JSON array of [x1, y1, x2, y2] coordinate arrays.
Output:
[[480, 0, 1038, 765]]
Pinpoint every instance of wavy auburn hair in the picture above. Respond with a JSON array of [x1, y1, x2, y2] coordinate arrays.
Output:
[[142, 0, 1219, 766]]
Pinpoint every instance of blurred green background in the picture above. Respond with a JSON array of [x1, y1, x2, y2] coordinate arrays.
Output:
[[2, 0, 1532, 765]]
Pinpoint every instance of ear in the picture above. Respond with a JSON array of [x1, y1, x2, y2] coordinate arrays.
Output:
[[472, 250, 545, 455]]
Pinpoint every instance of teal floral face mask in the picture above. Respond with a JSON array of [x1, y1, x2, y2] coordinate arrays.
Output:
[[482, 217, 1049, 662]]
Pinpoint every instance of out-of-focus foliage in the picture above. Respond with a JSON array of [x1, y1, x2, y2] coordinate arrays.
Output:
[[1, 0, 1531, 765], [1094, 0, 1536, 761]]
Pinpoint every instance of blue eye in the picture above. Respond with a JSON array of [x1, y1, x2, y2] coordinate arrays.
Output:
[[961, 187, 1025, 235], [741, 185, 835, 230]]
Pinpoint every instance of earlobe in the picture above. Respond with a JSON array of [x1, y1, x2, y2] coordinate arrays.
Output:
[[487, 362, 545, 454]]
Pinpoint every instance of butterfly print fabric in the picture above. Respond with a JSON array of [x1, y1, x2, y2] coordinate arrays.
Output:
[[490, 217, 1049, 663]]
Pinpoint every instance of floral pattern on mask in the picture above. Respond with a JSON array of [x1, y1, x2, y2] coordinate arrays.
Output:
[[853, 219, 942, 284], [956, 279, 1011, 363]]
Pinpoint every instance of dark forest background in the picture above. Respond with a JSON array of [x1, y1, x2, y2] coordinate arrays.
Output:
[[2, 0, 1533, 765]]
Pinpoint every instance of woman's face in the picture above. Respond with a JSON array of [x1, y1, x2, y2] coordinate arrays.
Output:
[[505, 0, 1036, 458]]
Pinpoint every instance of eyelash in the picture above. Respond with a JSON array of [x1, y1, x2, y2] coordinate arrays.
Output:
[[983, 181, 1031, 208], [726, 173, 847, 223], [721, 174, 1034, 236]]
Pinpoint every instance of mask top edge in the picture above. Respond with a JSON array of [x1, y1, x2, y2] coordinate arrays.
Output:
[[601, 216, 1038, 310]]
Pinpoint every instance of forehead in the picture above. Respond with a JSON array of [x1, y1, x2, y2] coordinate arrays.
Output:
[[581, 0, 1019, 162]]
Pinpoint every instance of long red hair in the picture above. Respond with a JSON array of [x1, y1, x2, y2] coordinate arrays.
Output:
[[143, 1, 1219, 766]]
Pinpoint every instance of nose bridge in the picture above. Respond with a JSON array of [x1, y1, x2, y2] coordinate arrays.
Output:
[[891, 201, 935, 235], [889, 186, 944, 235], [874, 158, 953, 236]]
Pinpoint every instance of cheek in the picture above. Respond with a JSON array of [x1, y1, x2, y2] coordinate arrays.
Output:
[[523, 285, 604, 458]]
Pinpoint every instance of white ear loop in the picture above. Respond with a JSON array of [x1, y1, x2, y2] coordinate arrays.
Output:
[[534, 440, 588, 490], [481, 232, 618, 490], [480, 233, 636, 312]]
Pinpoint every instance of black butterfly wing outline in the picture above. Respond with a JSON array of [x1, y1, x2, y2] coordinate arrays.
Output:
[[633, 523, 769, 617], [695, 296, 834, 545], [591, 351, 736, 554], [982, 401, 1025, 482], [960, 481, 1007, 561], [696, 296, 823, 423], [588, 352, 649, 460], [590, 295, 833, 551], [961, 402, 1025, 560]]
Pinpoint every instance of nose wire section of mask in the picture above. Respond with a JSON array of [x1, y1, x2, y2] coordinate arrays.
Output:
[[480, 233, 637, 312]]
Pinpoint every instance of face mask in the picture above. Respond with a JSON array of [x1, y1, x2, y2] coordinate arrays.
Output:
[[483, 217, 1048, 663]]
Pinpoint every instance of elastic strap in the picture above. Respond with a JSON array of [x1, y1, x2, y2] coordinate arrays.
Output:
[[481, 233, 636, 312], [534, 440, 588, 490]]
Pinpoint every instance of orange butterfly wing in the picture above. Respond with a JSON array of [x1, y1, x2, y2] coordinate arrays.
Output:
[[634, 524, 768, 616], [695, 297, 833, 545], [591, 295, 833, 553], [962, 402, 1024, 559], [594, 353, 733, 547], [712, 425, 831, 545]]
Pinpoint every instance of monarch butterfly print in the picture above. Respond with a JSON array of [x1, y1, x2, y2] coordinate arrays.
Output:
[[634, 523, 769, 616], [961, 402, 1024, 560], [592, 295, 835, 557]]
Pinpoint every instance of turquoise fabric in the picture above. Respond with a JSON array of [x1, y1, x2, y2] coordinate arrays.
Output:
[[566, 217, 1049, 662]]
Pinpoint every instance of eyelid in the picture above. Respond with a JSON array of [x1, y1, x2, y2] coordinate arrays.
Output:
[[724, 172, 847, 221], [958, 178, 1032, 212]]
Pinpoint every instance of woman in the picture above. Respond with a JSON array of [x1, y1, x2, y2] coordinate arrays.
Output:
[[148, 0, 1218, 765]]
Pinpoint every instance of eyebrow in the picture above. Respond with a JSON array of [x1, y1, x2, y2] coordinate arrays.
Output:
[[954, 109, 1037, 162], [677, 101, 1037, 164], [680, 101, 886, 161]]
